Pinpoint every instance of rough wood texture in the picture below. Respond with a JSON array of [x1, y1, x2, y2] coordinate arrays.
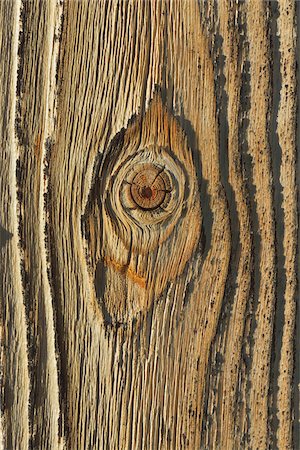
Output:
[[0, 1, 298, 449], [84, 95, 201, 322]]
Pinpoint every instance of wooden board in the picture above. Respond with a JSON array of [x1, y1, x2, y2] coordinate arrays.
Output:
[[0, 1, 298, 449]]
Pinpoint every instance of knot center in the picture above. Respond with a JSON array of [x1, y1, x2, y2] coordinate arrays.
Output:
[[141, 186, 153, 199]]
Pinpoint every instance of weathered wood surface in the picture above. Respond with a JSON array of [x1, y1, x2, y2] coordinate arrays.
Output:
[[0, 1, 299, 449]]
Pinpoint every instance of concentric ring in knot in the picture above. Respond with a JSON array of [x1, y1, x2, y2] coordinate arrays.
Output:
[[130, 164, 170, 210]]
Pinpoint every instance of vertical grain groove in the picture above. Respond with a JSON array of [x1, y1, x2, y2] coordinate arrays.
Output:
[[269, 2, 286, 447], [216, 2, 253, 448], [276, 1, 297, 448], [15, 0, 63, 448], [0, 0, 30, 448], [246, 2, 276, 447]]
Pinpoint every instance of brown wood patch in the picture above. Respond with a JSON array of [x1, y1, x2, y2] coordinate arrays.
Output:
[[84, 95, 201, 323]]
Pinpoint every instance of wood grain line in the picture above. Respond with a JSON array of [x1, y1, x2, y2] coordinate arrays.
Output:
[[214, 2, 252, 448], [0, 1, 29, 448], [246, 2, 276, 447], [276, 1, 297, 448], [15, 1, 63, 448]]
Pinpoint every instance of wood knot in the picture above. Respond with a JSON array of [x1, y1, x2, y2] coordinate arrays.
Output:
[[129, 164, 170, 210], [84, 95, 202, 323]]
